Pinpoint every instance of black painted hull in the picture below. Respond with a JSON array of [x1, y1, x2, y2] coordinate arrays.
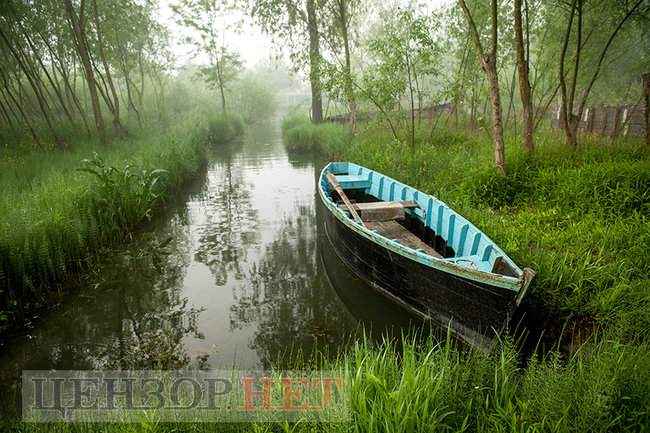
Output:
[[323, 206, 517, 347]]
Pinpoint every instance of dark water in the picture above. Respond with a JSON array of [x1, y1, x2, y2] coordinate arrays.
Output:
[[0, 117, 420, 414]]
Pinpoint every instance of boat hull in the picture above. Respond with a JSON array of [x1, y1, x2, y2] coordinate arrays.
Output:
[[322, 205, 516, 347]]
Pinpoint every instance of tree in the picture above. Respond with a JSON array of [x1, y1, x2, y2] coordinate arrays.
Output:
[[459, 0, 506, 176], [558, 0, 645, 147], [514, 0, 533, 152], [250, 0, 325, 122], [198, 49, 244, 113], [230, 71, 276, 124], [357, 7, 441, 145], [172, 0, 243, 113], [641, 72, 650, 146], [91, 0, 125, 137], [0, 0, 170, 146], [324, 0, 358, 129], [64, 0, 107, 144]]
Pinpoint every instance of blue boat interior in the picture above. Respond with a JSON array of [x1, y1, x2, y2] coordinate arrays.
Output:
[[321, 162, 521, 278]]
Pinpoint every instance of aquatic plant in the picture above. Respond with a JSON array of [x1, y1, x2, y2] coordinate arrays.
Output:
[[205, 114, 245, 145], [78, 154, 169, 232]]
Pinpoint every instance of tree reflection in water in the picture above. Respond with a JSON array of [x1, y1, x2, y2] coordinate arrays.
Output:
[[193, 146, 257, 287], [229, 201, 358, 369]]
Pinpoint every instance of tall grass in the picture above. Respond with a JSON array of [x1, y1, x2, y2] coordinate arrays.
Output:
[[281, 111, 352, 154], [206, 113, 245, 144], [314, 122, 649, 342], [0, 112, 243, 333], [3, 333, 648, 432]]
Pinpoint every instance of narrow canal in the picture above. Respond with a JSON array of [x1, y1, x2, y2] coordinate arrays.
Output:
[[0, 115, 420, 413]]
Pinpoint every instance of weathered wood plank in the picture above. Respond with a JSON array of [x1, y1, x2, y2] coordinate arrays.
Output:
[[338, 201, 418, 211], [327, 172, 365, 226], [336, 200, 418, 221], [366, 220, 443, 259]]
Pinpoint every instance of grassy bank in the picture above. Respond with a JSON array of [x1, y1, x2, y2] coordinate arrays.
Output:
[[278, 113, 650, 430], [4, 333, 648, 432], [284, 114, 649, 343], [0, 113, 243, 334]]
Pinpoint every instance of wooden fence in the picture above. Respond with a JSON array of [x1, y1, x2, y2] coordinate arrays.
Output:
[[326, 103, 453, 125], [550, 104, 647, 137]]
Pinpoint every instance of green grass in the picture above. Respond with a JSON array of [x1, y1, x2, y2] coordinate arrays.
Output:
[[0, 111, 243, 333], [2, 114, 648, 432], [309, 122, 649, 342], [281, 111, 352, 154], [206, 113, 245, 144], [3, 332, 649, 432]]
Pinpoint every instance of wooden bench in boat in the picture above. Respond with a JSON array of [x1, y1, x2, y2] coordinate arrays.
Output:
[[337, 201, 417, 222], [327, 172, 442, 259], [365, 220, 443, 259]]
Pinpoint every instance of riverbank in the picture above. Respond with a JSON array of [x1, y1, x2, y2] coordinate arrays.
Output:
[[0, 112, 243, 335], [283, 114, 650, 344]]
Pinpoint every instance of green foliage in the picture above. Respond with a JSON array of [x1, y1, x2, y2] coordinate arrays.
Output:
[[281, 111, 311, 133], [230, 72, 277, 124], [205, 113, 245, 145], [281, 112, 352, 154], [0, 112, 217, 333], [171, 0, 243, 112], [78, 154, 168, 232]]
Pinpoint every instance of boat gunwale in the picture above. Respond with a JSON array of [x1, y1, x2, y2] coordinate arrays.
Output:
[[318, 162, 524, 292]]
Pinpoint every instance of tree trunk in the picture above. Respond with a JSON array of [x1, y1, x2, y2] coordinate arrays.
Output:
[[306, 0, 323, 123], [92, 0, 124, 137], [0, 28, 62, 145], [558, 0, 578, 147], [514, 0, 534, 152], [405, 50, 416, 147], [459, 0, 506, 175], [484, 58, 506, 175], [65, 0, 107, 144], [338, 0, 356, 131], [40, 30, 91, 134], [215, 56, 227, 113], [643, 72, 650, 146], [0, 95, 16, 132], [0, 72, 42, 147]]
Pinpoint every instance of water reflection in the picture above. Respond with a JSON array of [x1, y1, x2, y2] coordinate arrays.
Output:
[[0, 116, 417, 417], [193, 147, 257, 287], [0, 219, 203, 415], [231, 203, 357, 368]]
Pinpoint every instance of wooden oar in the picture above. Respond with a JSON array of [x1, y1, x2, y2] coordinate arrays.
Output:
[[326, 171, 365, 226]]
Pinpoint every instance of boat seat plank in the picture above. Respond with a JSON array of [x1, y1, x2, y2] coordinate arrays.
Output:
[[365, 220, 443, 259], [335, 174, 371, 189], [337, 201, 418, 211], [337, 201, 417, 222]]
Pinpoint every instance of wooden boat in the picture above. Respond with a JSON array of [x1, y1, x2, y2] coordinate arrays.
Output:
[[318, 162, 536, 348]]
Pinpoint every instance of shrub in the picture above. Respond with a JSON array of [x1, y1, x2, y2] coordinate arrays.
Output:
[[206, 113, 244, 144], [281, 110, 311, 134]]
